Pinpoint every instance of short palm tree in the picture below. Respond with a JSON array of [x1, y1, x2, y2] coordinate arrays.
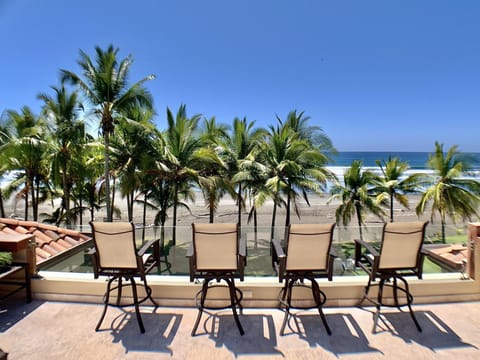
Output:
[[198, 117, 233, 223], [221, 117, 267, 227], [375, 156, 423, 222], [416, 142, 480, 243], [61, 44, 155, 221], [162, 105, 219, 244], [328, 160, 385, 241], [38, 83, 86, 225], [2, 106, 49, 220]]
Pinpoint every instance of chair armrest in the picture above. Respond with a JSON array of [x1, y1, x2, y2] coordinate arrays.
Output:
[[138, 238, 159, 256], [88, 247, 99, 279], [354, 238, 379, 256], [186, 243, 194, 258], [239, 235, 247, 257], [272, 239, 285, 259]]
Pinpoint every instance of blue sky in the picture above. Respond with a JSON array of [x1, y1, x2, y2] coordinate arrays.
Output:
[[1, 0, 479, 152]]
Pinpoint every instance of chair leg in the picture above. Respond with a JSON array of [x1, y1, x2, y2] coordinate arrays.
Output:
[[116, 276, 123, 306], [129, 277, 145, 334], [280, 278, 295, 335], [192, 279, 210, 336], [372, 277, 386, 333], [311, 279, 331, 335], [141, 276, 159, 307], [96, 276, 116, 331], [397, 276, 422, 332], [227, 278, 244, 336]]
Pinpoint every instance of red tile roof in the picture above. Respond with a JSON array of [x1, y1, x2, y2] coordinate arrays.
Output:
[[0, 218, 91, 265]]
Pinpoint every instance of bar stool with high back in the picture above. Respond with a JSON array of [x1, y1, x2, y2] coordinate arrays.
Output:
[[272, 223, 336, 335], [187, 223, 246, 336], [355, 221, 428, 332], [89, 221, 160, 333]]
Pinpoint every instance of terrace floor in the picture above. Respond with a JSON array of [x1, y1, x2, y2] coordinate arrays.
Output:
[[0, 297, 479, 359]]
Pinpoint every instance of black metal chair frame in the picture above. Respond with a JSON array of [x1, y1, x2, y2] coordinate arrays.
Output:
[[90, 222, 160, 333], [354, 221, 428, 332], [272, 223, 336, 336], [187, 223, 246, 336]]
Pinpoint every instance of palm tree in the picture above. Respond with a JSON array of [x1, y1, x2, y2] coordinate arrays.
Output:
[[198, 117, 232, 223], [38, 83, 86, 225], [221, 117, 266, 227], [110, 105, 157, 222], [2, 106, 49, 220], [61, 44, 155, 221], [257, 114, 334, 239], [162, 105, 218, 244], [375, 156, 423, 222], [416, 142, 480, 243], [328, 160, 385, 241]]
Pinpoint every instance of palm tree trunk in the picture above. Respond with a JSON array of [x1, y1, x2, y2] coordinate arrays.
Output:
[[285, 188, 291, 228], [172, 181, 178, 245], [209, 197, 214, 223], [63, 167, 70, 226], [355, 204, 363, 241], [270, 201, 277, 241], [390, 191, 394, 222], [79, 198, 83, 226], [253, 207, 258, 249], [142, 193, 147, 242], [24, 187, 28, 220], [237, 183, 242, 227], [110, 177, 116, 220], [35, 179, 40, 221], [0, 189, 5, 218], [441, 221, 446, 244], [104, 132, 112, 222]]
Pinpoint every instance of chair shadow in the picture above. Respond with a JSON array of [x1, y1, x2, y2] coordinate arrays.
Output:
[[0, 298, 44, 332], [109, 308, 182, 356], [287, 312, 381, 356], [379, 310, 477, 351], [199, 312, 284, 357]]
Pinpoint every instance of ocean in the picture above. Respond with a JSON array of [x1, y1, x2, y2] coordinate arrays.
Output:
[[328, 151, 480, 169], [325, 151, 480, 187]]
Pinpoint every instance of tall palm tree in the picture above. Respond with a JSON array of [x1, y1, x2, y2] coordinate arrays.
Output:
[[375, 156, 423, 222], [416, 142, 480, 243], [38, 83, 86, 225], [61, 44, 155, 221], [328, 160, 385, 241]]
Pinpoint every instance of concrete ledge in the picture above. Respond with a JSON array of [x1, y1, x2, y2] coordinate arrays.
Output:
[[31, 272, 480, 308]]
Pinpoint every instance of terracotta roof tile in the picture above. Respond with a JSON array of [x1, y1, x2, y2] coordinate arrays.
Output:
[[62, 236, 81, 246], [0, 218, 19, 226], [14, 226, 32, 234], [1, 227, 18, 234], [40, 244, 60, 256], [43, 230, 61, 241], [56, 238, 73, 249], [0, 217, 92, 267], [35, 246, 52, 260]]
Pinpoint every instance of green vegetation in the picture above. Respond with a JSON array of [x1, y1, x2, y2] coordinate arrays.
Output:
[[0, 44, 479, 238], [0, 251, 13, 267]]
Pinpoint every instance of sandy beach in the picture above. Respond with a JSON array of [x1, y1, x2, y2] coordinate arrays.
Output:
[[3, 191, 462, 233]]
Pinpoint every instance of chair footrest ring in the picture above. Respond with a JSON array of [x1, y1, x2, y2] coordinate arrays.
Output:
[[279, 282, 327, 310], [195, 284, 243, 310]]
